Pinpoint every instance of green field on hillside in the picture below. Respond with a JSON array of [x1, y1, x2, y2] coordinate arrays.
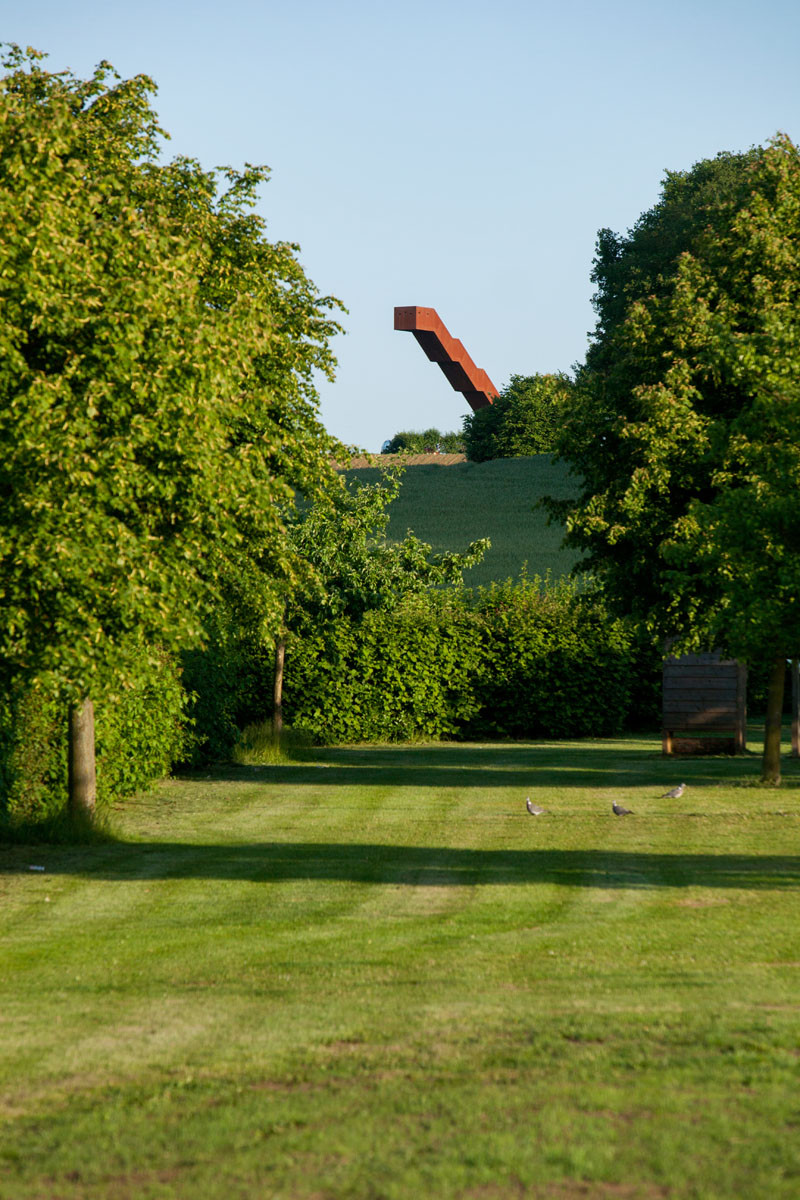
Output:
[[2, 733, 799, 1198], [344, 455, 583, 587]]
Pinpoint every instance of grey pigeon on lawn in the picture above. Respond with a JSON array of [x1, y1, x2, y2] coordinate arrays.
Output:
[[661, 783, 686, 798], [612, 801, 633, 816], [526, 798, 545, 816]]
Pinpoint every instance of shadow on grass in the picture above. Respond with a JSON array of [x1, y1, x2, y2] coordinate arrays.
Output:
[[191, 735, 797, 792], [11, 843, 800, 889]]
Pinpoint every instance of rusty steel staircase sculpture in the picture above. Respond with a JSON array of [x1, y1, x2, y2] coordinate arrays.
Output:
[[394, 306, 498, 411]]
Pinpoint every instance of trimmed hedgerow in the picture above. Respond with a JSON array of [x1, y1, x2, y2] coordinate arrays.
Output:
[[0, 578, 659, 809], [280, 578, 660, 745], [284, 592, 483, 744], [462, 579, 652, 739]]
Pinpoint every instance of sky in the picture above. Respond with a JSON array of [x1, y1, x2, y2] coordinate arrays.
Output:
[[4, 0, 800, 450]]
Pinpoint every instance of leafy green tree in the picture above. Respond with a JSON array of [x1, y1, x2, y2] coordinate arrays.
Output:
[[550, 137, 799, 782], [271, 468, 488, 733], [383, 428, 465, 453], [462, 374, 572, 461], [587, 148, 762, 368], [0, 47, 343, 817]]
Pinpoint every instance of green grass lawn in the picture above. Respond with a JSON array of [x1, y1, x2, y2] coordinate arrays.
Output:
[[344, 456, 582, 586], [2, 732, 800, 1199]]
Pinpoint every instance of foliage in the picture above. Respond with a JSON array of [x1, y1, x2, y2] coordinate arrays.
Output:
[[462, 577, 657, 739], [0, 46, 342, 742], [287, 468, 488, 622], [282, 576, 659, 744], [284, 591, 484, 743], [462, 373, 573, 461], [587, 148, 762, 369], [547, 143, 771, 636], [0, 649, 188, 823], [382, 427, 465, 453], [179, 623, 272, 766], [182, 469, 488, 760], [264, 469, 488, 742], [548, 138, 800, 778], [655, 139, 800, 666]]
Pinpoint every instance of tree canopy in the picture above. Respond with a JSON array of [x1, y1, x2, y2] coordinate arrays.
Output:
[[549, 136, 800, 780], [287, 469, 488, 623], [462, 373, 572, 462], [382, 428, 465, 454], [0, 47, 344, 805]]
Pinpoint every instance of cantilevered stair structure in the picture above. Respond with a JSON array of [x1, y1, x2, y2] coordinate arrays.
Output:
[[394, 306, 499, 411]]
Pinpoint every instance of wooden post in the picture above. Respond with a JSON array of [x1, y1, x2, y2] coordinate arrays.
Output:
[[68, 697, 96, 818]]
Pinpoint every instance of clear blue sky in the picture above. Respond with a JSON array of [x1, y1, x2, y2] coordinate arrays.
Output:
[[5, 0, 799, 450]]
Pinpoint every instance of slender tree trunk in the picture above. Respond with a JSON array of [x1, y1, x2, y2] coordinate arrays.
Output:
[[761, 655, 786, 785], [68, 697, 96, 818], [272, 635, 286, 737]]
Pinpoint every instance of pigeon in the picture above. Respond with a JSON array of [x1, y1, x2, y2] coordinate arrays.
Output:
[[612, 801, 633, 816], [661, 783, 686, 799], [526, 798, 545, 815]]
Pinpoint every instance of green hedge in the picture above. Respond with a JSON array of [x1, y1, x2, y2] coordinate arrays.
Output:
[[285, 592, 483, 743], [0, 652, 188, 823], [281, 579, 660, 744], [0, 580, 660, 813], [462, 581, 647, 739]]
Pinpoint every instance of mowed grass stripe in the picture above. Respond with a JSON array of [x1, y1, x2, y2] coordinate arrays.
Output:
[[344, 455, 582, 585], [1, 734, 799, 1197]]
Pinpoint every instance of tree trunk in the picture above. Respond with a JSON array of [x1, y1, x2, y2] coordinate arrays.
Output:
[[68, 697, 96, 818], [272, 636, 286, 737], [761, 655, 786, 785]]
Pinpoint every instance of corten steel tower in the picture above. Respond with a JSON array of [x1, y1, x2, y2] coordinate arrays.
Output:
[[394, 306, 499, 411]]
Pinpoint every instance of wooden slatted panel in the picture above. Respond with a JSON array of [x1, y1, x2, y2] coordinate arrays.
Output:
[[662, 653, 746, 755]]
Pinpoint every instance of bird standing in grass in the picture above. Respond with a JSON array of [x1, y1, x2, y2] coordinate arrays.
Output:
[[661, 783, 686, 798], [612, 801, 633, 816], [526, 798, 545, 815]]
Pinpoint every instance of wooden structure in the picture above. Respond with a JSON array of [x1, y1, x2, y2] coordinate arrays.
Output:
[[394, 306, 499, 411], [662, 652, 747, 755]]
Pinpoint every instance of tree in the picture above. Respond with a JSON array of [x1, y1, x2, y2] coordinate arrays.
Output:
[[462, 373, 572, 462], [0, 47, 343, 817], [383, 428, 465, 454], [271, 468, 488, 732], [586, 148, 762, 369], [549, 137, 800, 782]]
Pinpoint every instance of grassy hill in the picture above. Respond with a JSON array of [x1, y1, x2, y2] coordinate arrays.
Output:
[[344, 454, 585, 588]]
